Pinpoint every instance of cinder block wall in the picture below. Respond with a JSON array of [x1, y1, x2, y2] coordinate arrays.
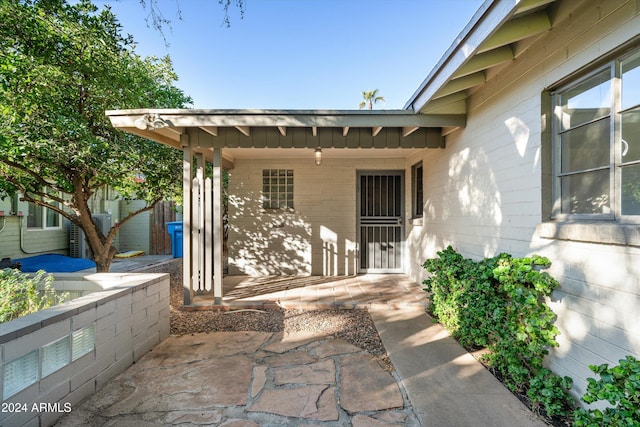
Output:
[[0, 273, 170, 427], [228, 156, 405, 276]]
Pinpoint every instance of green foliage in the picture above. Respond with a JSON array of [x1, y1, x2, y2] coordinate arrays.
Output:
[[574, 356, 640, 426], [359, 89, 385, 110], [0, 268, 63, 323], [0, 0, 192, 270], [423, 246, 574, 417]]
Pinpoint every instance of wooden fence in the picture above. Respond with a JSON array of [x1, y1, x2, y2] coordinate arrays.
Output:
[[150, 201, 176, 255]]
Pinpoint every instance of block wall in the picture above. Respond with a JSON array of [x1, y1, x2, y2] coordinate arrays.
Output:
[[228, 156, 405, 276], [0, 273, 170, 427]]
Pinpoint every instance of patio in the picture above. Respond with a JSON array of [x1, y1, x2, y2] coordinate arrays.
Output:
[[189, 274, 429, 311], [48, 256, 547, 427]]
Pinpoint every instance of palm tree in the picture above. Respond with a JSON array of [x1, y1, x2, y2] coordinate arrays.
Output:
[[359, 89, 385, 110]]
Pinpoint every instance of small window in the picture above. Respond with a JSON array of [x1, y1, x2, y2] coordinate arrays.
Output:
[[262, 169, 294, 209], [551, 47, 640, 220], [411, 162, 423, 217]]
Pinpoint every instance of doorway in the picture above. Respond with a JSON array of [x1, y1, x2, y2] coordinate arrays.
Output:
[[357, 171, 404, 273]]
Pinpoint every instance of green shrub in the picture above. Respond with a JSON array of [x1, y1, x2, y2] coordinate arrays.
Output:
[[0, 268, 61, 323], [423, 246, 574, 417], [574, 356, 640, 426]]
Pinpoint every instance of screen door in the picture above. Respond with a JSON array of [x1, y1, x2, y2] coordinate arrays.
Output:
[[358, 171, 404, 273]]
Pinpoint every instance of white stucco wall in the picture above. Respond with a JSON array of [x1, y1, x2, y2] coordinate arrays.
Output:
[[227, 156, 405, 276], [405, 0, 640, 400]]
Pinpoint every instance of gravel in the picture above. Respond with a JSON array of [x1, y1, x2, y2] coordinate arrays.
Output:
[[143, 259, 392, 369]]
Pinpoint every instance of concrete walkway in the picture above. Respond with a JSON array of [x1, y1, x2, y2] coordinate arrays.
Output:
[[371, 308, 546, 427]]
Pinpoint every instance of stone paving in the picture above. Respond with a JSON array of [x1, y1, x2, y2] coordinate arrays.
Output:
[[55, 330, 420, 426]]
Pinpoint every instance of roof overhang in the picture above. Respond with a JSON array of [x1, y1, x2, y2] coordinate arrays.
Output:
[[405, 0, 558, 114], [106, 109, 466, 166]]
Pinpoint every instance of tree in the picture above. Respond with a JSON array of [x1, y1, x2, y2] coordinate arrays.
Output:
[[0, 0, 192, 272], [359, 89, 385, 110], [139, 0, 245, 39]]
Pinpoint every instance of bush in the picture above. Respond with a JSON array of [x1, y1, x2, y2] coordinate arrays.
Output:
[[574, 356, 640, 426], [0, 268, 61, 323], [423, 246, 574, 417]]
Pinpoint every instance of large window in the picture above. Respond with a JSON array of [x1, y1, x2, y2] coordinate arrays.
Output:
[[262, 169, 294, 209], [552, 48, 640, 220]]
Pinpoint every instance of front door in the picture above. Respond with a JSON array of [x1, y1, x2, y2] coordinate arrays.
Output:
[[357, 171, 404, 273]]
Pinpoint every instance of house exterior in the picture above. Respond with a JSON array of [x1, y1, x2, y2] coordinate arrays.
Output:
[[107, 0, 639, 402], [0, 190, 165, 261]]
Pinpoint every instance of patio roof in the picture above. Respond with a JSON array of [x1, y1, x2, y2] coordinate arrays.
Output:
[[106, 109, 466, 167]]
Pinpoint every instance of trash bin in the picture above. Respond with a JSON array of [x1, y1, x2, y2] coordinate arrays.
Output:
[[166, 221, 183, 258]]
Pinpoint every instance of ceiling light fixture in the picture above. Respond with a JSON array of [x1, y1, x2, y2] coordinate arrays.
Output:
[[314, 147, 322, 166]]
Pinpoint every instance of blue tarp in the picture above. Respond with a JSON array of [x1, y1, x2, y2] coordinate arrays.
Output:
[[14, 254, 96, 273]]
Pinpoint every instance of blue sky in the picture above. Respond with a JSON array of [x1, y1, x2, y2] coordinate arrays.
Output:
[[98, 0, 484, 110]]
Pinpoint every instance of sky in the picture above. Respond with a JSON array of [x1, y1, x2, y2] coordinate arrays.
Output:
[[97, 0, 485, 110]]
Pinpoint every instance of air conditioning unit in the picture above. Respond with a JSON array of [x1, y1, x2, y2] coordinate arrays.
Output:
[[70, 214, 113, 259]]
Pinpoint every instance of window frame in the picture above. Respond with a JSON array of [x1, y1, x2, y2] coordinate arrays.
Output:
[[27, 190, 62, 230], [261, 169, 294, 210], [411, 161, 424, 219], [550, 48, 640, 224]]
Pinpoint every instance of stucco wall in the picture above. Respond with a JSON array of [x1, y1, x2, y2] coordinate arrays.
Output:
[[228, 156, 405, 276], [405, 0, 640, 400]]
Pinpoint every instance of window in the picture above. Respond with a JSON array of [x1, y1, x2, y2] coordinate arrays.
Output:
[[552, 48, 640, 220], [411, 162, 423, 217], [27, 192, 61, 229], [26, 188, 62, 229], [262, 169, 293, 209]]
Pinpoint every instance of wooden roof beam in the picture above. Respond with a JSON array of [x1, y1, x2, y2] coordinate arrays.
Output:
[[201, 126, 218, 137], [433, 72, 486, 100], [121, 127, 181, 149], [402, 126, 420, 137], [514, 0, 556, 15], [372, 126, 383, 137], [235, 126, 250, 136], [107, 109, 459, 128], [477, 10, 551, 53], [342, 126, 349, 137], [452, 46, 513, 79], [277, 126, 287, 136]]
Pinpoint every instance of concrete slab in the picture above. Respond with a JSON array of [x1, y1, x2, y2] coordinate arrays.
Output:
[[370, 308, 547, 427]]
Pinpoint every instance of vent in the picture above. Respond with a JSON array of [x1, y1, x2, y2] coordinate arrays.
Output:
[[70, 214, 112, 259]]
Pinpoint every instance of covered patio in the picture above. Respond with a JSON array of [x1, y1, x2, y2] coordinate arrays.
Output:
[[107, 109, 463, 307], [187, 274, 427, 311]]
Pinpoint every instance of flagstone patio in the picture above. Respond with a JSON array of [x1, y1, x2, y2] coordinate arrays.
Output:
[[55, 329, 420, 426]]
